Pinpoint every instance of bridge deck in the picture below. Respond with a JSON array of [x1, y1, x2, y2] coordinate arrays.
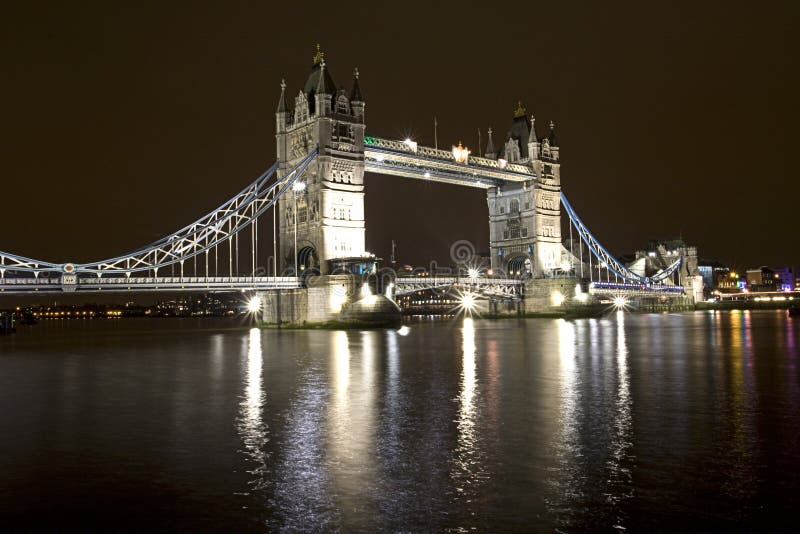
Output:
[[0, 276, 301, 294]]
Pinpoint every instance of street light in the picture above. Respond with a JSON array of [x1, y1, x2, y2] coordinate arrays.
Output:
[[293, 180, 306, 277], [452, 141, 470, 164]]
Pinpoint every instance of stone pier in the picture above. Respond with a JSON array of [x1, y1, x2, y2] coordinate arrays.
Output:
[[258, 274, 401, 327]]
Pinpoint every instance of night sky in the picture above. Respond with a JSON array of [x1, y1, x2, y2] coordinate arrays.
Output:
[[2, 2, 798, 275]]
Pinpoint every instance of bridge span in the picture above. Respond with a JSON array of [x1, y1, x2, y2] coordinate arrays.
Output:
[[1, 46, 703, 322]]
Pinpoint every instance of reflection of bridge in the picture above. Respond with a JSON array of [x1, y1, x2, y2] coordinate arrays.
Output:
[[1, 47, 701, 319]]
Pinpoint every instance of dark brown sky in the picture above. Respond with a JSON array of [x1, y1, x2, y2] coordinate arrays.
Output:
[[1, 1, 798, 273]]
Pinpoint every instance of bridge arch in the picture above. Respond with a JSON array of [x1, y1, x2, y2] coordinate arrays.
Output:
[[506, 254, 532, 277], [297, 245, 320, 274]]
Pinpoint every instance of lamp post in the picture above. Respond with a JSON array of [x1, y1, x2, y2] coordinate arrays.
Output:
[[292, 180, 306, 277]]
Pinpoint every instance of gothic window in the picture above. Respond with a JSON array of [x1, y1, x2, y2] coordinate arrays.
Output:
[[521, 227, 528, 237], [510, 199, 520, 214], [524, 201, 530, 210], [503, 230, 509, 239], [499, 205, 505, 215], [298, 207, 307, 223], [336, 95, 350, 114]]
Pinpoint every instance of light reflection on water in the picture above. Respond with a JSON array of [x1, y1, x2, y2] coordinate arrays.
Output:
[[2, 311, 800, 531]]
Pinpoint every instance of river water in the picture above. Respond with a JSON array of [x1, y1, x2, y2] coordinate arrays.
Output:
[[1, 310, 798, 531]]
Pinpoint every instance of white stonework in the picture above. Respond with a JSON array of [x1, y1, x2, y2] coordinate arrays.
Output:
[[487, 112, 562, 278], [276, 56, 366, 275]]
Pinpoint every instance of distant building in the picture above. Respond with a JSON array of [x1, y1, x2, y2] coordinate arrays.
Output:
[[713, 268, 741, 292], [630, 238, 703, 301], [772, 266, 794, 291], [697, 258, 727, 294], [745, 266, 779, 292]]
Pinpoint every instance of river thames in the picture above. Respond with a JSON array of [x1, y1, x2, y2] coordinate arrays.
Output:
[[1, 310, 798, 531]]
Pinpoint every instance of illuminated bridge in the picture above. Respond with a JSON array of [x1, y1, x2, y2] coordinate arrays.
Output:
[[0, 47, 699, 318]]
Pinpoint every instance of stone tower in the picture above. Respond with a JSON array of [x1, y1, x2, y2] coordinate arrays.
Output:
[[486, 103, 562, 277], [275, 46, 366, 275]]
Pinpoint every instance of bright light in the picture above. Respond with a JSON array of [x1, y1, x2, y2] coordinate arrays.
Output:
[[360, 282, 372, 299], [247, 296, 262, 313], [467, 268, 480, 279], [551, 291, 565, 306], [461, 293, 476, 310], [575, 284, 588, 303], [424, 171, 431, 178], [403, 138, 418, 153], [385, 282, 394, 299], [293, 180, 306, 192], [613, 296, 628, 309], [375, 154, 384, 162], [452, 142, 470, 164], [497, 158, 508, 169], [329, 285, 347, 313]]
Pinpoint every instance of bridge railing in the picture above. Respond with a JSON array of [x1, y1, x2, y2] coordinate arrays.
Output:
[[395, 276, 522, 286], [365, 136, 531, 175]]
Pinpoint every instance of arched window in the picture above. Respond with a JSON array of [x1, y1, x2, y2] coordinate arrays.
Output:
[[510, 199, 520, 213], [336, 95, 350, 115]]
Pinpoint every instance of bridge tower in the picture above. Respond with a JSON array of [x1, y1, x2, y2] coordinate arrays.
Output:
[[486, 103, 562, 277], [275, 46, 366, 275]]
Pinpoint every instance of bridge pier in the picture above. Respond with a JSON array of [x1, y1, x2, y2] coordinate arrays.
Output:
[[257, 274, 401, 327], [523, 277, 595, 315]]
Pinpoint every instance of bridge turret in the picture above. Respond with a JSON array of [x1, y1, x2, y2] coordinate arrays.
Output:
[[500, 102, 531, 163], [276, 46, 367, 276], [350, 68, 365, 121], [485, 127, 496, 160], [547, 120, 559, 161], [314, 60, 333, 117], [527, 115, 539, 161], [276, 79, 288, 134]]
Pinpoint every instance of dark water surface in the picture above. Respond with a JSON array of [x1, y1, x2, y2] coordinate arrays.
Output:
[[1, 311, 799, 531]]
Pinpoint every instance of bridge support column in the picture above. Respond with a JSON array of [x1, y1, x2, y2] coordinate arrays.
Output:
[[257, 274, 400, 327], [523, 277, 596, 316]]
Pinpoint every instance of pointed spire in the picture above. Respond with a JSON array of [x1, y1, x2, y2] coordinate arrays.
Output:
[[350, 67, 363, 102], [316, 59, 327, 94], [548, 120, 558, 146], [276, 78, 287, 113], [486, 127, 496, 157], [514, 101, 527, 118], [528, 115, 537, 143]]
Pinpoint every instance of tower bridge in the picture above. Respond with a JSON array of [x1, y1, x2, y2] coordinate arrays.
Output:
[[0, 47, 702, 323]]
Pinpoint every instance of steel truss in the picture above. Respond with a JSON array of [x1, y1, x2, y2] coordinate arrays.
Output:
[[561, 193, 682, 287], [0, 150, 317, 278]]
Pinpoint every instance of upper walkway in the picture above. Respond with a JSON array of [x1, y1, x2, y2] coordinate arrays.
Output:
[[363, 136, 534, 188]]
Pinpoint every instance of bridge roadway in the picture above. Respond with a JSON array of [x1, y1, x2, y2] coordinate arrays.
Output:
[[0, 276, 301, 294], [393, 277, 523, 298]]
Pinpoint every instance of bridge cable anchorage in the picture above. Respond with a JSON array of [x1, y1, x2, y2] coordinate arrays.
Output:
[[0, 149, 318, 281], [560, 193, 681, 287]]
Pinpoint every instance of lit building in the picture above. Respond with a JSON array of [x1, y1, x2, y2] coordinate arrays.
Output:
[[275, 46, 367, 275], [745, 266, 779, 292], [486, 103, 562, 277], [772, 266, 795, 291]]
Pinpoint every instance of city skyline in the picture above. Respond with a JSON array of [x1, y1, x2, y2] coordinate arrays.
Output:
[[1, 2, 797, 271]]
